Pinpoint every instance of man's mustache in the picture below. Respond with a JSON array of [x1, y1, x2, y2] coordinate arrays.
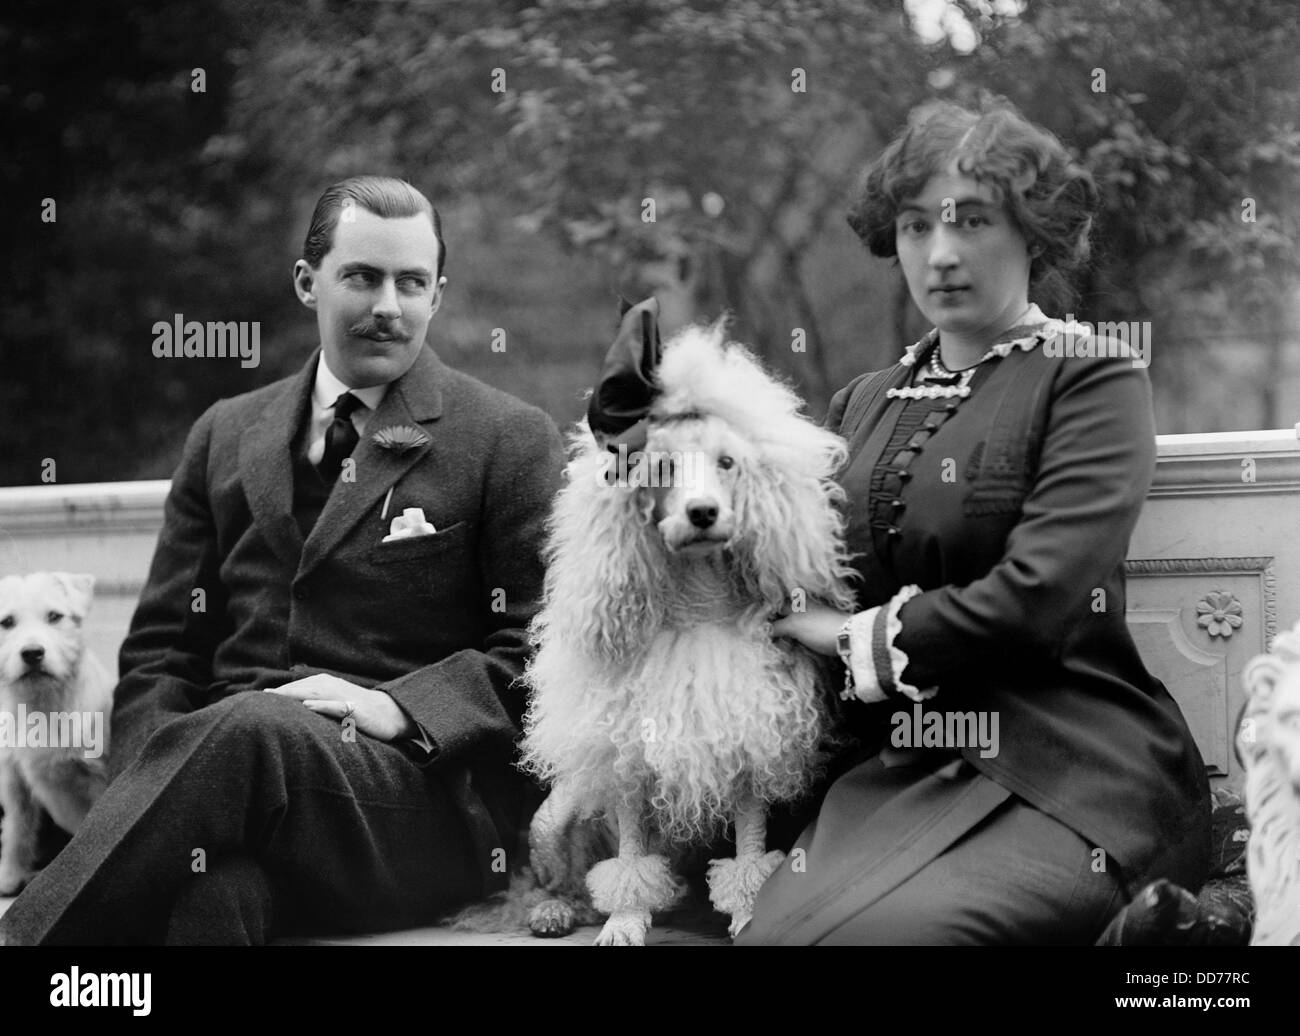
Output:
[[349, 319, 408, 341]]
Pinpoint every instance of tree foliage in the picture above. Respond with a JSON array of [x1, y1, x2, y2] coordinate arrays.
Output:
[[1, 0, 1296, 485]]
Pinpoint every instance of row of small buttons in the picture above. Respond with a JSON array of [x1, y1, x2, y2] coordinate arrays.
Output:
[[874, 401, 962, 540]]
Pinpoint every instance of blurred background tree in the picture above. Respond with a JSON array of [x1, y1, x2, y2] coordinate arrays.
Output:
[[1, 0, 1296, 486]]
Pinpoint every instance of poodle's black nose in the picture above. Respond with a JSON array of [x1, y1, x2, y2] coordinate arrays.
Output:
[[687, 500, 718, 529], [21, 646, 45, 666]]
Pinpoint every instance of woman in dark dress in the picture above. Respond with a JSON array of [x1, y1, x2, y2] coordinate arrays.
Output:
[[738, 100, 1210, 945]]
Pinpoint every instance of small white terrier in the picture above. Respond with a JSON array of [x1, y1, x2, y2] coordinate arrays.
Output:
[[0, 572, 113, 895]]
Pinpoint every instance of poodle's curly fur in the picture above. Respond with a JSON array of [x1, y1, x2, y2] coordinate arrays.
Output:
[[520, 320, 856, 850]]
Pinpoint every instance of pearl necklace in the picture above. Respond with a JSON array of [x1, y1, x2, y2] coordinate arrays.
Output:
[[888, 306, 1042, 401], [928, 349, 961, 378], [888, 346, 977, 399]]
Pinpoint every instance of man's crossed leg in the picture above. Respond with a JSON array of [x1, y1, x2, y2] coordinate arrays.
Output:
[[0, 691, 481, 945]]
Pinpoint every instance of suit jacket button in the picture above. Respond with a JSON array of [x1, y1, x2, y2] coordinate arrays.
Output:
[[293, 586, 308, 601]]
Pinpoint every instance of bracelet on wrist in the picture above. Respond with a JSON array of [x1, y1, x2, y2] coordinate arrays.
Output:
[[836, 618, 855, 700]]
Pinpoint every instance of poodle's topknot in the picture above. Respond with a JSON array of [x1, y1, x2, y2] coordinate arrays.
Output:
[[651, 322, 844, 479]]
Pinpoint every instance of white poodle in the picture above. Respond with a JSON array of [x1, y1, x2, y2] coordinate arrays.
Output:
[[518, 312, 855, 945]]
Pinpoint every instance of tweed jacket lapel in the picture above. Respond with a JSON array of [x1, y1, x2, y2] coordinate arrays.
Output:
[[298, 345, 445, 579], [237, 354, 316, 569]]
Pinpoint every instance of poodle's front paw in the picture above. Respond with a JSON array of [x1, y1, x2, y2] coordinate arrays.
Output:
[[529, 897, 577, 938], [706, 849, 786, 926], [586, 854, 682, 915], [594, 911, 650, 946]]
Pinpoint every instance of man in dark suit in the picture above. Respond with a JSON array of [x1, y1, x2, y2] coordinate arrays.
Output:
[[0, 175, 565, 944]]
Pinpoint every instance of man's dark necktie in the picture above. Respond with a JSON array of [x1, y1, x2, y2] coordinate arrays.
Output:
[[318, 391, 363, 482]]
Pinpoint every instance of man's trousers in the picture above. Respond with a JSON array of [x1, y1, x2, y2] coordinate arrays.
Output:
[[0, 691, 483, 945]]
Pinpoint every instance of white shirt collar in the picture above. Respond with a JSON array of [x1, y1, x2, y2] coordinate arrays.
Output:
[[312, 352, 390, 414]]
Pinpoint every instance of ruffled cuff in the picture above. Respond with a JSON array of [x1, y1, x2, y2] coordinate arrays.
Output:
[[845, 606, 886, 703], [843, 585, 937, 705]]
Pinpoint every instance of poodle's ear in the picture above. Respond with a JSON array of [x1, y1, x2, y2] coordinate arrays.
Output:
[[731, 446, 856, 614], [532, 436, 668, 665]]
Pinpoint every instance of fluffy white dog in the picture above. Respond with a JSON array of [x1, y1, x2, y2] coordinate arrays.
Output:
[[518, 319, 855, 945], [1238, 621, 1300, 945], [0, 572, 113, 895]]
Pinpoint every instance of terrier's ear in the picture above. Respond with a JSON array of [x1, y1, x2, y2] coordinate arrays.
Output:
[[52, 572, 95, 616]]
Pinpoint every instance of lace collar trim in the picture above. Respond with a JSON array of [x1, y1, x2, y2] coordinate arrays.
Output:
[[897, 304, 1091, 368]]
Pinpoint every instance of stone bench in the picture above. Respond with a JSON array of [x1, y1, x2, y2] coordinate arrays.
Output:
[[3, 426, 1297, 941]]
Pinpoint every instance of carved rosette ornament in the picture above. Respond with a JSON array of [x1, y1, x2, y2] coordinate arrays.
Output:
[[1196, 590, 1244, 638]]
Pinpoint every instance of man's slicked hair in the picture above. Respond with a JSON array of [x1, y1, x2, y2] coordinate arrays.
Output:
[[302, 175, 446, 277]]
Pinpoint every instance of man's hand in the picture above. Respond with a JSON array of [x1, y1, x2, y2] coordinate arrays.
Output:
[[265, 674, 418, 742]]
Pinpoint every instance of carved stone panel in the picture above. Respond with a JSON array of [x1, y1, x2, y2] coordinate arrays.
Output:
[[1124, 557, 1275, 789]]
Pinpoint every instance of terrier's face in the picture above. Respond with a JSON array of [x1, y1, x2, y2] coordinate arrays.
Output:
[[0, 573, 95, 685]]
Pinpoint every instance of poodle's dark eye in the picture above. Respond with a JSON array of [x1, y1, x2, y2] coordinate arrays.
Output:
[[717, 455, 735, 471], [0, 616, 13, 629], [47, 610, 64, 624]]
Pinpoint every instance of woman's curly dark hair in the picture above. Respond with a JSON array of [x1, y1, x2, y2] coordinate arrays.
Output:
[[847, 99, 1100, 309]]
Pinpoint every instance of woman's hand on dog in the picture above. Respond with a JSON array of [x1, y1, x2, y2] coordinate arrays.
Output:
[[768, 599, 846, 656], [265, 674, 418, 741]]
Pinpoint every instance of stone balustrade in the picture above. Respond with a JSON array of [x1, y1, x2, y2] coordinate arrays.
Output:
[[4, 426, 1299, 792]]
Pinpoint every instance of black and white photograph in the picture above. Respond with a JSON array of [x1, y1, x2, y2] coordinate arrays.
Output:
[[0, 0, 1296, 1007]]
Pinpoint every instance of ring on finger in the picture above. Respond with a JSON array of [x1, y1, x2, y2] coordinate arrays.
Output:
[[342, 701, 356, 720]]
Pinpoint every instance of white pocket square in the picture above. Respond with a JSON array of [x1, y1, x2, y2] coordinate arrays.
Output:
[[382, 507, 438, 542]]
